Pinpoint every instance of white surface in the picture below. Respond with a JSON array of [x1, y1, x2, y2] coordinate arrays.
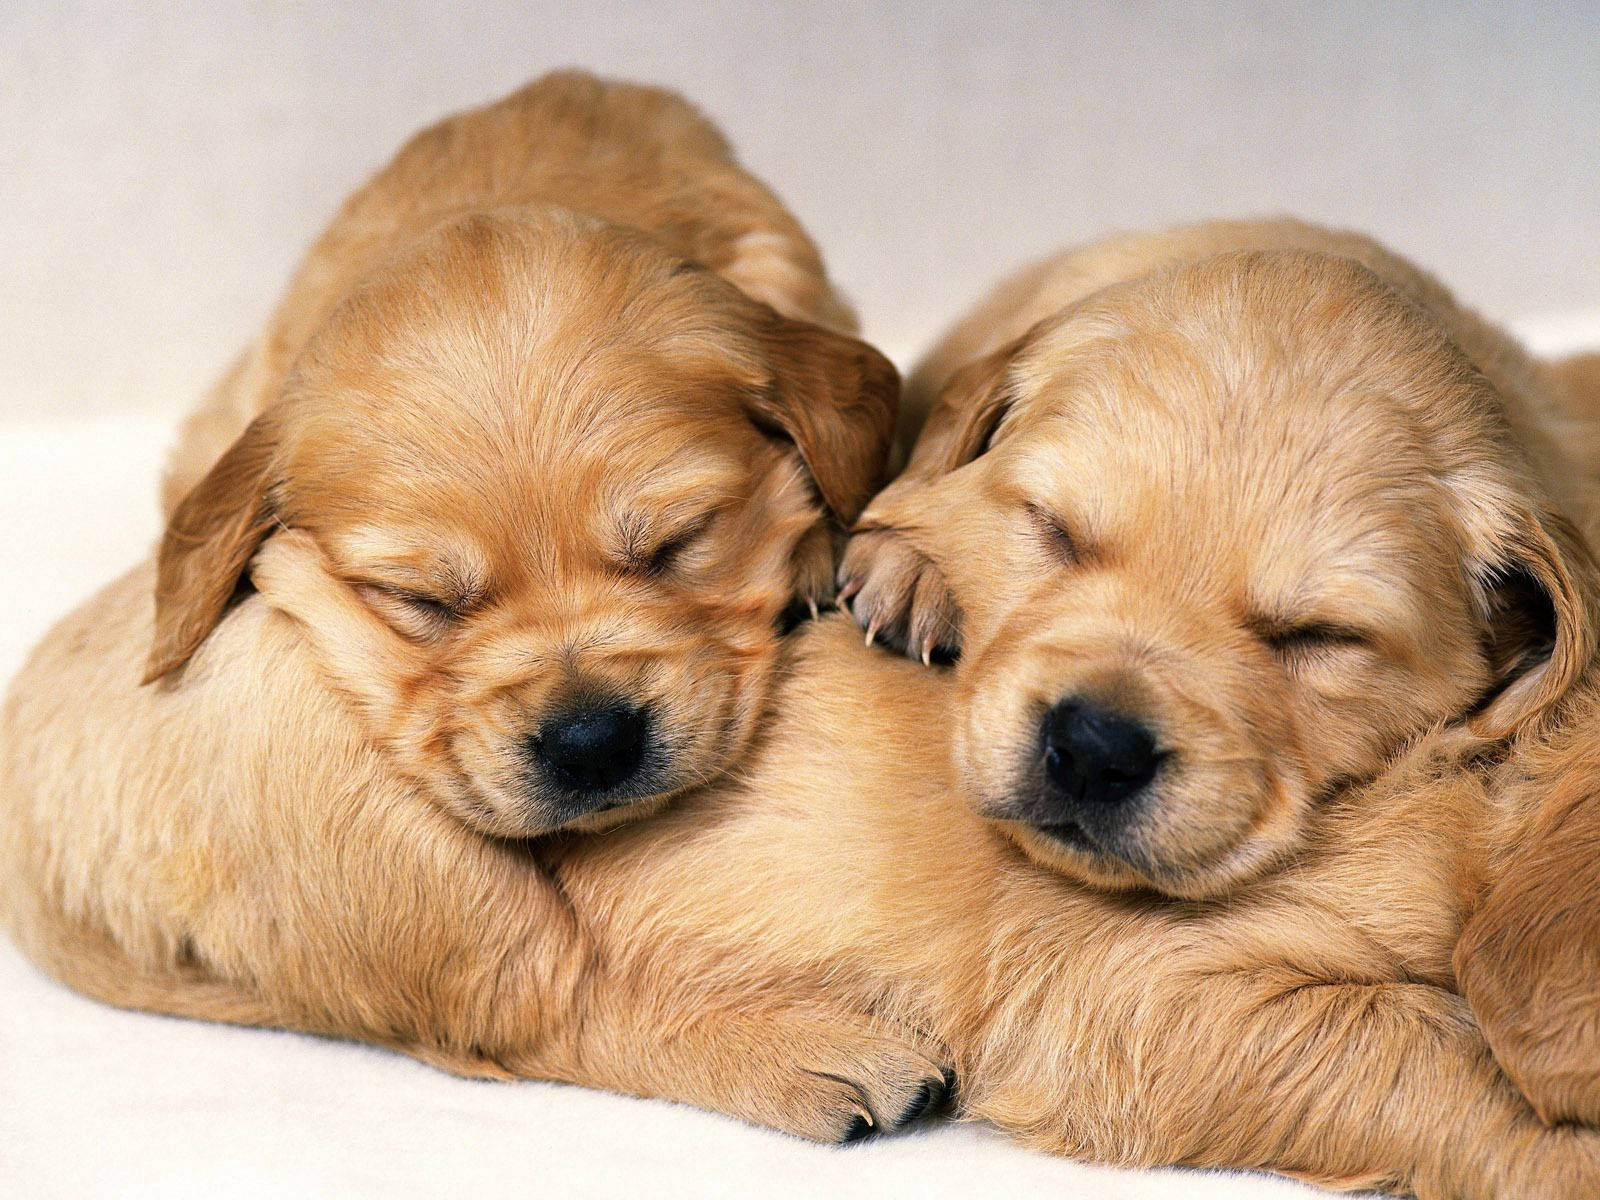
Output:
[[4, 1, 1599, 422], [0, 429, 1341, 1200]]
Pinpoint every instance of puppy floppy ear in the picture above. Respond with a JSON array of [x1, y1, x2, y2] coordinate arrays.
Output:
[[746, 315, 900, 525], [902, 335, 1029, 481], [144, 412, 283, 684], [1469, 502, 1598, 738]]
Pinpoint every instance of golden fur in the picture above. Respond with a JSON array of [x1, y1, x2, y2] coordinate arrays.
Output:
[[1452, 349, 1600, 1128], [3, 558, 949, 1143], [10, 213, 1600, 1194], [843, 218, 1599, 900], [149, 70, 900, 839], [545, 617, 1600, 1198], [856, 220, 1600, 1132], [0, 72, 936, 1146], [7, 552, 1600, 1193]]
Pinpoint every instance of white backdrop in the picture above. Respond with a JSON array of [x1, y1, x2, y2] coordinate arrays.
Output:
[[3, 0, 1598, 423]]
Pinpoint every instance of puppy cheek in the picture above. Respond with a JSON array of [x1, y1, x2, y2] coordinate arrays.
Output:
[[1299, 654, 1482, 786]]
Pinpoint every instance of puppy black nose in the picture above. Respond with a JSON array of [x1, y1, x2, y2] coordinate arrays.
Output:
[[1042, 699, 1159, 808], [537, 704, 647, 793]]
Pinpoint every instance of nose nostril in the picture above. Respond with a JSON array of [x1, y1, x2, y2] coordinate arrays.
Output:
[[536, 704, 648, 793], [1042, 698, 1160, 807]]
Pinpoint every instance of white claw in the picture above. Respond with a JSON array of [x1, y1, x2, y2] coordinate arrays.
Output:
[[865, 619, 879, 647], [807, 595, 820, 621], [921, 643, 932, 667]]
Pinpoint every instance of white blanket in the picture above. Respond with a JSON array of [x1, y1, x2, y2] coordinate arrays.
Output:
[[5, 309, 1597, 1195]]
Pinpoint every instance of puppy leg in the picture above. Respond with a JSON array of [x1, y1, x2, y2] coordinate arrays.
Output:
[[1455, 715, 1600, 1126], [973, 974, 1600, 1199], [508, 986, 953, 1144], [10, 900, 285, 1032], [835, 342, 1018, 662]]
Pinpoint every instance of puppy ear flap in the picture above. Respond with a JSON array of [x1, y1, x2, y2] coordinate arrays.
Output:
[[1470, 503, 1597, 738], [747, 315, 900, 525], [143, 412, 283, 684], [903, 336, 1028, 479]]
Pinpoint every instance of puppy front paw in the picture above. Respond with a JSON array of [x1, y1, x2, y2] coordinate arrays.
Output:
[[837, 528, 962, 664], [785, 522, 841, 632], [766, 1014, 955, 1144]]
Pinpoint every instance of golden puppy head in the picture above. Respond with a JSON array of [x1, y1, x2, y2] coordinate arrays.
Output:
[[910, 250, 1594, 897], [144, 209, 897, 837]]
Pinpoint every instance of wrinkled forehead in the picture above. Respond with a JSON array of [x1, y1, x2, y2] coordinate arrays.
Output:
[[993, 313, 1466, 609], [277, 249, 770, 568]]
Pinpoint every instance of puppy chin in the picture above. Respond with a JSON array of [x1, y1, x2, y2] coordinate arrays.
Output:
[[984, 774, 1307, 900], [993, 817, 1159, 894], [556, 792, 674, 836]]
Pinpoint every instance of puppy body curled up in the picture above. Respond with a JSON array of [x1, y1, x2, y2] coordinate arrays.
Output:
[[9, 216, 1600, 1193], [539, 614, 1600, 1198], [527, 234, 1600, 1196], [0, 73, 933, 1143], [840, 219, 1600, 1153]]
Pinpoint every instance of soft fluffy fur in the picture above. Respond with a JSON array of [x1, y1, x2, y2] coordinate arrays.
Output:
[[7, 552, 1599, 1195], [0, 73, 933, 1145], [149, 70, 899, 839], [10, 214, 1600, 1195], [2, 558, 949, 1144], [543, 617, 1600, 1199], [1453, 348, 1600, 1128], [842, 218, 1599, 900], [848, 221, 1600, 1127]]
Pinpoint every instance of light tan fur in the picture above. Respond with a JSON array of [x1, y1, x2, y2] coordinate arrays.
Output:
[[0, 73, 939, 1145], [7, 545, 1599, 1193], [1453, 350, 1600, 1126], [544, 617, 1600, 1198], [163, 69, 861, 514], [856, 222, 1600, 1131], [146, 70, 901, 841], [10, 212, 1600, 1193], [3, 556, 951, 1144], [844, 219, 1599, 900]]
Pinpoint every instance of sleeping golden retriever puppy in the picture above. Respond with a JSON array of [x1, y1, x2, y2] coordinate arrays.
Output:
[[839, 218, 1598, 902], [7, 216, 1598, 1193], [2, 561, 949, 1144], [150, 70, 899, 837], [0, 71, 934, 1145], [9, 549, 1596, 1197]]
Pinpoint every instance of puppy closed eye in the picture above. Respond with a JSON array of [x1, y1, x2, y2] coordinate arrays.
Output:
[[1259, 621, 1370, 662], [1027, 504, 1081, 566], [358, 585, 462, 641], [631, 512, 719, 578]]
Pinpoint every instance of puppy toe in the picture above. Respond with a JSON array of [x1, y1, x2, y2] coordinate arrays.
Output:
[[789, 523, 841, 628], [838, 528, 946, 657], [907, 569, 962, 665], [896, 1069, 955, 1126], [839, 1113, 877, 1144]]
